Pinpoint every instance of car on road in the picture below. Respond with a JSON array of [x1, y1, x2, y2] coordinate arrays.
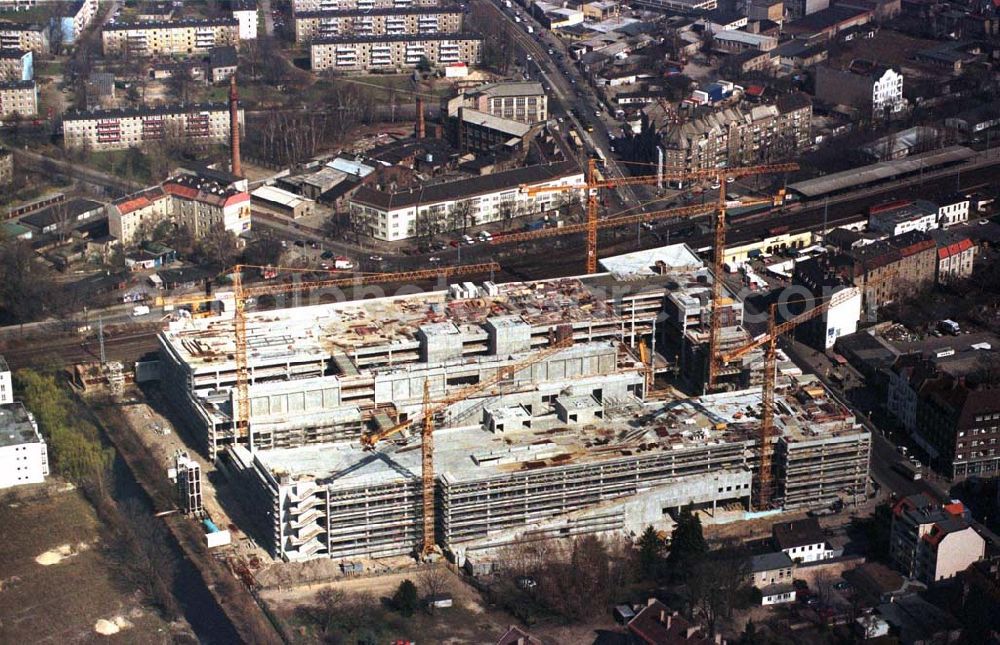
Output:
[[462, 234, 476, 245], [594, 110, 601, 117], [726, 176, 736, 183], [548, 48, 554, 54], [428, 256, 441, 263], [710, 180, 721, 190], [478, 230, 493, 242], [294, 240, 306, 247], [369, 255, 383, 262], [449, 240, 461, 247], [321, 250, 334, 259], [980, 218, 991, 225]]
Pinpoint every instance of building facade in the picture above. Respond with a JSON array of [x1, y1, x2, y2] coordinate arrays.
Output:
[[0, 79, 36, 116], [293, 0, 442, 9], [102, 18, 240, 57], [0, 402, 49, 489], [660, 93, 812, 175], [63, 103, 242, 151], [53, 0, 99, 45], [890, 494, 985, 584], [0, 146, 11, 185], [868, 199, 939, 236], [232, 0, 259, 40], [294, 7, 463, 41], [931, 233, 975, 283], [0, 47, 31, 80], [109, 173, 251, 246], [349, 161, 583, 241], [448, 81, 549, 124], [0, 21, 48, 53], [310, 33, 481, 72], [815, 64, 905, 117], [916, 375, 1000, 480], [937, 196, 970, 228]]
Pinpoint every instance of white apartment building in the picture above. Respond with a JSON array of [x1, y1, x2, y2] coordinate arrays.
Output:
[[232, 0, 259, 40], [873, 67, 905, 114], [310, 33, 481, 72], [295, 7, 463, 42], [0, 355, 48, 490], [102, 18, 239, 57], [109, 174, 251, 245], [0, 21, 48, 54], [63, 103, 242, 151], [0, 48, 32, 81], [53, 0, 99, 45], [937, 196, 970, 228], [0, 79, 37, 117], [350, 161, 583, 241], [294, 0, 442, 10]]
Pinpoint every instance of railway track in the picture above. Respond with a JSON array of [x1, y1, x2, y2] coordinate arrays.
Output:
[[0, 329, 160, 371]]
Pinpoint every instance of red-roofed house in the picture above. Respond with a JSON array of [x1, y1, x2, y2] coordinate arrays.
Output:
[[627, 599, 723, 645], [109, 174, 250, 246], [930, 232, 975, 283]]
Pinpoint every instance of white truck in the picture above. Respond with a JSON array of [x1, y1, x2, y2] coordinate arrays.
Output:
[[131, 305, 150, 317], [333, 256, 355, 270], [526, 25, 534, 33]]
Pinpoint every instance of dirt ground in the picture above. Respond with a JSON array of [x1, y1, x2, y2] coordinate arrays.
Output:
[[260, 565, 625, 644], [0, 484, 189, 644]]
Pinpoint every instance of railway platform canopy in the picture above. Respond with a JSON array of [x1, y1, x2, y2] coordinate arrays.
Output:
[[788, 146, 975, 199]]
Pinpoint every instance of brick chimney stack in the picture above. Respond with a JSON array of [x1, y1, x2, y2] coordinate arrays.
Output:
[[229, 75, 242, 177], [416, 97, 425, 139]]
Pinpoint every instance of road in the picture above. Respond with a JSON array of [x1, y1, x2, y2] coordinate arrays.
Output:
[[483, 0, 642, 209], [260, 0, 275, 37]]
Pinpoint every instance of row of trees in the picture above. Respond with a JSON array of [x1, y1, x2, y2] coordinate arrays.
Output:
[[14, 369, 180, 618]]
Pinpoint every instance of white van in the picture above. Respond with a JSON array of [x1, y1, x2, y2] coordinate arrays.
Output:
[[132, 305, 150, 317]]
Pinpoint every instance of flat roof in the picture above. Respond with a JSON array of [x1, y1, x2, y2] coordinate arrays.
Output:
[[788, 146, 975, 198], [0, 402, 41, 448], [599, 243, 704, 278], [252, 185, 312, 209], [250, 375, 863, 489]]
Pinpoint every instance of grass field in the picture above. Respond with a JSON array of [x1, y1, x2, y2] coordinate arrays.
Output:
[[0, 486, 183, 643]]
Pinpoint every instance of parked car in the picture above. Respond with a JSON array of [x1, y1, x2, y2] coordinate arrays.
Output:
[[369, 254, 383, 262], [321, 250, 334, 259], [462, 234, 476, 245], [428, 256, 441, 263]]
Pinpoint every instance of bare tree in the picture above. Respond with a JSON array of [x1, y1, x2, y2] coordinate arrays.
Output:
[[418, 566, 451, 615]]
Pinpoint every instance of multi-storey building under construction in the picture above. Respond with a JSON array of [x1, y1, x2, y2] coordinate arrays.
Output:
[[155, 244, 870, 563]]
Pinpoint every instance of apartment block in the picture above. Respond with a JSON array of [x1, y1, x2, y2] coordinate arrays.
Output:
[[0, 47, 30, 80], [232, 0, 258, 40], [0, 20, 48, 53], [0, 79, 36, 116], [915, 373, 1000, 480], [63, 103, 242, 151], [294, 0, 442, 10], [0, 354, 48, 489], [660, 93, 811, 175], [803, 231, 937, 317], [349, 161, 582, 241], [294, 6, 463, 42], [890, 494, 985, 584], [0, 146, 11, 185], [102, 18, 239, 57], [109, 173, 251, 246], [310, 32, 481, 72], [446, 81, 549, 124], [52, 0, 99, 45]]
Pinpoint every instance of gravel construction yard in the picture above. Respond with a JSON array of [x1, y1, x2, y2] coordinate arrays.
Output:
[[0, 485, 191, 644]]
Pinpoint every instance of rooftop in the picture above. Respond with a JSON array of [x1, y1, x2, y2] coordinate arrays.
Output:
[[0, 402, 42, 449], [296, 5, 462, 17], [460, 109, 532, 138], [104, 16, 239, 30], [64, 102, 232, 121], [751, 551, 794, 573], [773, 517, 826, 549], [467, 80, 545, 99], [350, 161, 580, 210], [245, 375, 861, 489], [312, 32, 482, 45], [787, 146, 975, 198]]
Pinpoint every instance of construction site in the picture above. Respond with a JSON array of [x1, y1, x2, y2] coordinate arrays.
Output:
[[151, 242, 871, 566]]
